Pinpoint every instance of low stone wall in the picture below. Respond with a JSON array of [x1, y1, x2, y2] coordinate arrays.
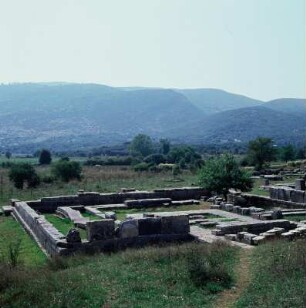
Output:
[[26, 187, 207, 213], [231, 193, 306, 209], [269, 186, 306, 204], [12, 202, 67, 256]]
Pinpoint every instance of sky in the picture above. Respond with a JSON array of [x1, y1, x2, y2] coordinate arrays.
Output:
[[0, 0, 305, 101]]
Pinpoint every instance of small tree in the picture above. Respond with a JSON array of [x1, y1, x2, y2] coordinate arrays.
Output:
[[198, 154, 253, 198], [9, 163, 40, 189], [5, 151, 11, 159], [247, 137, 276, 171], [129, 134, 153, 157], [160, 138, 170, 155], [52, 160, 82, 182], [279, 145, 295, 162], [39, 149, 52, 165]]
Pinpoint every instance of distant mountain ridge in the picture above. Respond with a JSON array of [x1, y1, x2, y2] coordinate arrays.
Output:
[[0, 83, 304, 152]]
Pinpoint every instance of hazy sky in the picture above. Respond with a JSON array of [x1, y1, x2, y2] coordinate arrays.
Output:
[[0, 0, 305, 100]]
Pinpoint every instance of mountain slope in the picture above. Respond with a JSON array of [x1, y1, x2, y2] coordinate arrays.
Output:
[[0, 83, 304, 152], [176, 88, 263, 114], [264, 98, 306, 116], [166, 105, 305, 146]]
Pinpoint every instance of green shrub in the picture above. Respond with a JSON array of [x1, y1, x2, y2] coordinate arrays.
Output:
[[52, 160, 82, 182], [133, 162, 150, 172], [9, 163, 40, 189]]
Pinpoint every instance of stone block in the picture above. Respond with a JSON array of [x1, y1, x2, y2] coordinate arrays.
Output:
[[241, 208, 250, 215], [225, 204, 234, 212], [105, 211, 117, 220], [295, 179, 305, 191], [252, 236, 266, 245], [161, 215, 189, 234], [242, 233, 257, 245], [224, 234, 236, 241], [86, 219, 115, 241], [66, 228, 81, 243], [291, 190, 305, 203], [138, 217, 162, 235], [233, 206, 241, 213], [119, 219, 139, 238], [272, 209, 283, 220], [210, 204, 221, 210]]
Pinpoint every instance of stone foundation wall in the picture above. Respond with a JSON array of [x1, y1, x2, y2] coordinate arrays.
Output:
[[269, 186, 306, 204], [239, 194, 306, 209], [27, 187, 207, 213], [13, 202, 66, 256], [12, 201, 192, 257]]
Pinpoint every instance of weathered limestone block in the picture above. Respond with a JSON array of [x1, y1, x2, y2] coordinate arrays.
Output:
[[236, 231, 248, 241], [86, 220, 115, 241], [210, 204, 221, 210], [291, 190, 305, 203], [224, 234, 236, 241], [241, 208, 250, 215], [66, 228, 81, 243], [119, 219, 139, 238], [225, 204, 234, 212], [105, 211, 117, 220], [138, 217, 162, 235], [161, 215, 189, 234], [272, 209, 283, 220], [124, 198, 171, 208], [295, 179, 305, 191], [242, 233, 257, 245], [252, 236, 266, 245], [233, 206, 241, 213], [2, 206, 13, 216]]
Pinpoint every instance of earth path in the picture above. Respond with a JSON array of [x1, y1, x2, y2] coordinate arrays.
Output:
[[214, 248, 253, 308]]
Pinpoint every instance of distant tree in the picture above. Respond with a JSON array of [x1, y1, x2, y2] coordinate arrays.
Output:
[[279, 145, 295, 162], [160, 139, 171, 155], [129, 134, 153, 157], [247, 137, 276, 170], [52, 160, 82, 182], [5, 151, 11, 159], [295, 148, 305, 160], [39, 149, 52, 165], [9, 163, 40, 189], [198, 154, 253, 198]]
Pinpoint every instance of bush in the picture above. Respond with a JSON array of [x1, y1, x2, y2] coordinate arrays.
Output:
[[133, 162, 150, 172], [39, 149, 52, 165], [9, 163, 40, 189], [52, 160, 82, 182]]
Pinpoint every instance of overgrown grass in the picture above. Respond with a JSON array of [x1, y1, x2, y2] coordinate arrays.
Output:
[[0, 216, 46, 266], [44, 214, 87, 239], [0, 166, 197, 207], [236, 240, 306, 308], [114, 203, 211, 220], [0, 241, 237, 307], [283, 214, 306, 222]]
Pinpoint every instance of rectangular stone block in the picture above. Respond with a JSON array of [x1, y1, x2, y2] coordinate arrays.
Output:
[[138, 217, 162, 235], [291, 190, 305, 203], [161, 215, 189, 234], [119, 219, 139, 238], [295, 179, 305, 191], [86, 219, 115, 241]]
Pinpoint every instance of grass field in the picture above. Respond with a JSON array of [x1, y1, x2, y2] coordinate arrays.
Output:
[[0, 165, 198, 207], [1, 159, 306, 307]]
